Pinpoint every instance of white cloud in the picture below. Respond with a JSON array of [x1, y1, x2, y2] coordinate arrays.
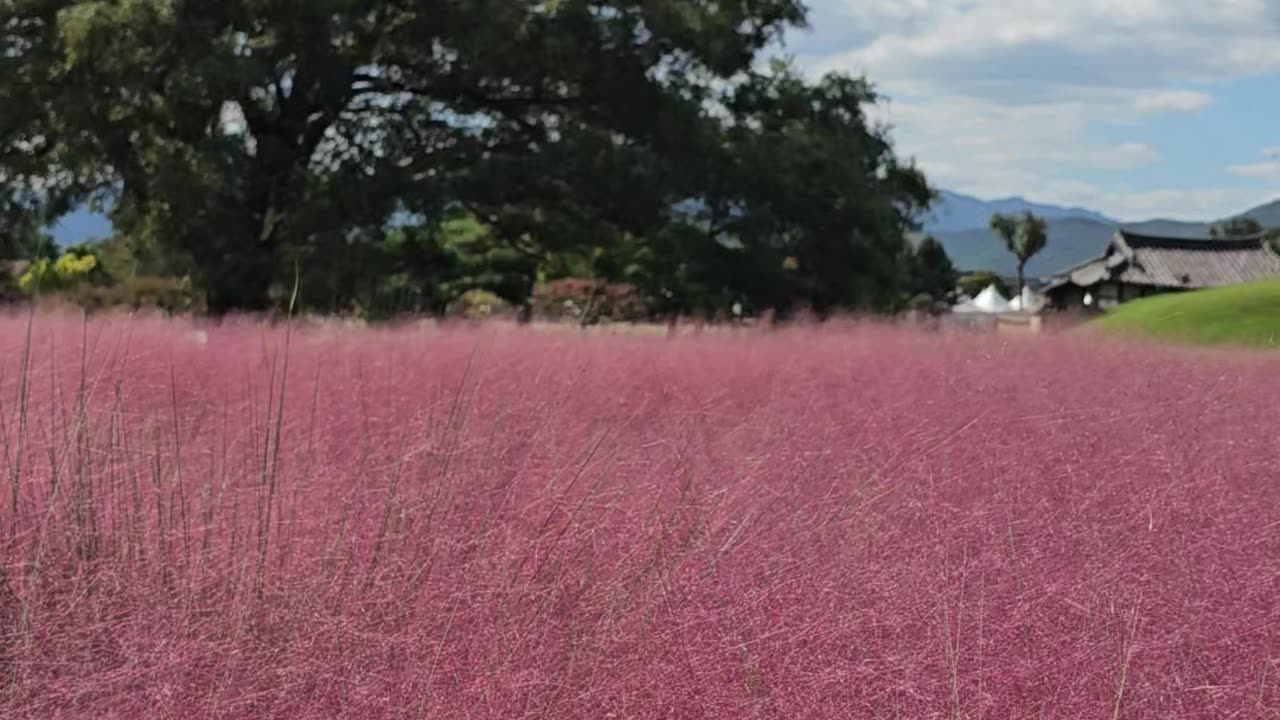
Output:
[[871, 93, 1175, 219], [1110, 143, 1163, 166], [1092, 188, 1279, 221], [1228, 147, 1280, 181], [806, 0, 1280, 99], [1133, 90, 1212, 113], [1229, 162, 1280, 180], [789, 0, 1280, 219], [877, 95, 1160, 173]]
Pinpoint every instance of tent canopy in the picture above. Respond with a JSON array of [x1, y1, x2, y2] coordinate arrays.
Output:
[[1007, 286, 1045, 313], [953, 284, 1011, 314]]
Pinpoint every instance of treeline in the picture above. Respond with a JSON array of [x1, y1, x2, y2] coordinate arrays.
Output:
[[1, 0, 956, 320]]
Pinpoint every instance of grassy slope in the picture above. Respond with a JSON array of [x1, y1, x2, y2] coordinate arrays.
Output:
[[1096, 279, 1280, 347]]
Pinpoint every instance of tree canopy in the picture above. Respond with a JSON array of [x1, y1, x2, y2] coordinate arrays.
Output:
[[1, 0, 939, 318]]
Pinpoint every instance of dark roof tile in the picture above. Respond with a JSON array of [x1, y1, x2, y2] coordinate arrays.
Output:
[[1113, 231, 1280, 289], [1052, 231, 1280, 290]]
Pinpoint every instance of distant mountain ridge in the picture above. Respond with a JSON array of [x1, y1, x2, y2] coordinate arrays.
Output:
[[926, 191, 1280, 276], [925, 190, 1113, 234]]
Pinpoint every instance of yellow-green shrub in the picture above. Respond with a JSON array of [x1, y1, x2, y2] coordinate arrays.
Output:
[[19, 250, 101, 294]]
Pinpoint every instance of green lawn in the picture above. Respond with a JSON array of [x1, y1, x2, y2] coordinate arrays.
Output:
[[1094, 280, 1280, 348]]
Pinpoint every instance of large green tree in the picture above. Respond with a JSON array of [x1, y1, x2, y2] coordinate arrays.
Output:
[[584, 63, 934, 318], [2, 0, 807, 312], [3, 1, 937, 318]]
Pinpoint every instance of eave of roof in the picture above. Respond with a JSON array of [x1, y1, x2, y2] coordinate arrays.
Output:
[[1116, 229, 1269, 250], [1048, 230, 1280, 291]]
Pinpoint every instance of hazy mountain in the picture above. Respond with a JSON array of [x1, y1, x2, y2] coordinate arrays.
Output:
[[930, 194, 1280, 275], [923, 190, 1114, 234], [1239, 199, 1280, 228], [931, 217, 1119, 277], [1120, 219, 1211, 238]]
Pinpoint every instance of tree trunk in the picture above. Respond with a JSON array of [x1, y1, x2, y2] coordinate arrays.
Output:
[[204, 262, 275, 316], [1016, 261, 1026, 298], [198, 181, 285, 315], [199, 222, 277, 315]]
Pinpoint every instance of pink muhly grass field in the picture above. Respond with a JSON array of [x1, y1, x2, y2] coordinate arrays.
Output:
[[0, 311, 1278, 719]]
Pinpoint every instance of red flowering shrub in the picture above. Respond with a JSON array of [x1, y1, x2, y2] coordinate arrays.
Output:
[[532, 278, 648, 323]]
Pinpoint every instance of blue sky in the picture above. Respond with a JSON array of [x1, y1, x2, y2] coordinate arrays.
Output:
[[785, 0, 1280, 221]]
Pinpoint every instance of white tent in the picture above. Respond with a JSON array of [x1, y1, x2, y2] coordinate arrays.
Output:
[[1006, 286, 1046, 313], [952, 284, 1011, 314]]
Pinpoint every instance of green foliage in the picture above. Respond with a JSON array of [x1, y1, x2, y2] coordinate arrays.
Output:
[[95, 233, 185, 280], [284, 211, 541, 320], [903, 236, 958, 304], [77, 275, 204, 314], [680, 64, 934, 315], [1210, 217, 1264, 239], [1095, 280, 1280, 347], [990, 211, 1048, 293], [0, 262, 22, 303], [19, 246, 107, 294], [0, 193, 61, 261], [445, 289, 512, 322], [3, 0, 932, 319], [287, 223, 442, 320], [552, 63, 935, 320], [437, 214, 537, 308], [3, 0, 808, 312]]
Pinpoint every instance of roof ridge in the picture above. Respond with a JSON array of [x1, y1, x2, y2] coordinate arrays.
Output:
[[1050, 252, 1108, 278], [1117, 229, 1267, 249]]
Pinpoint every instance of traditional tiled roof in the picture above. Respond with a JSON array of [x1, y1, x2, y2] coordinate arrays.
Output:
[[1111, 232, 1280, 288], [1048, 231, 1280, 290]]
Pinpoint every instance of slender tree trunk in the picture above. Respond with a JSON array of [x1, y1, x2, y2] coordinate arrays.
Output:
[[197, 212, 278, 315], [1017, 261, 1026, 298], [205, 261, 275, 316]]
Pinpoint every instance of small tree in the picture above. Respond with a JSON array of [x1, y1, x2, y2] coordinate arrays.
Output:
[[991, 212, 1048, 295], [1210, 217, 1263, 239], [904, 236, 958, 303]]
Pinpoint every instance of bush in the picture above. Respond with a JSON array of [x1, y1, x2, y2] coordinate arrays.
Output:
[[532, 279, 648, 324], [18, 249, 106, 295], [445, 288, 512, 321], [75, 276, 205, 314], [906, 293, 935, 311], [0, 262, 26, 304]]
